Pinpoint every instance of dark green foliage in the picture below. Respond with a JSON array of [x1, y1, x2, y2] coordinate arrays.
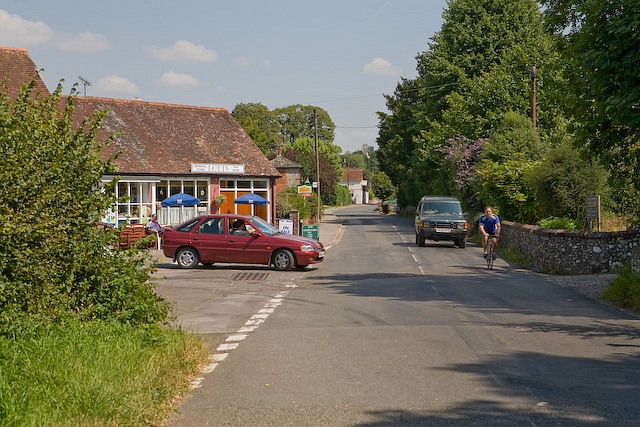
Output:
[[602, 265, 640, 312], [476, 155, 540, 223], [541, 0, 640, 222], [283, 137, 342, 204], [333, 185, 351, 206], [231, 103, 281, 155], [275, 105, 335, 144], [528, 143, 607, 224], [275, 187, 318, 221], [377, 0, 563, 210], [371, 172, 395, 201], [0, 80, 169, 331]]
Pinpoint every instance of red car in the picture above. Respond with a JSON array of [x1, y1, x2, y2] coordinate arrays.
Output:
[[161, 214, 325, 270]]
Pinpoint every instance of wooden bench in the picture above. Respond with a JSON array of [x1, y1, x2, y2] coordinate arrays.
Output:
[[118, 224, 157, 249]]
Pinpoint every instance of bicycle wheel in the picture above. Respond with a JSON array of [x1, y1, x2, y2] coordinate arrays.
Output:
[[486, 240, 494, 270]]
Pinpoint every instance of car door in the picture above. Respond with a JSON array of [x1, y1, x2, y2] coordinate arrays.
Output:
[[192, 217, 226, 263], [225, 218, 269, 265]]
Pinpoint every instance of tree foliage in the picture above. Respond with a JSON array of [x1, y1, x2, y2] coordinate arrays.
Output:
[[371, 172, 396, 201], [275, 105, 335, 144], [377, 0, 562, 213], [541, 0, 640, 221], [232, 102, 336, 158], [282, 137, 341, 204], [231, 103, 280, 154], [528, 143, 608, 224], [0, 81, 169, 329]]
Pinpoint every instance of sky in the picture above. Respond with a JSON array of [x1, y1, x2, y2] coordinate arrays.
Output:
[[0, 0, 448, 153]]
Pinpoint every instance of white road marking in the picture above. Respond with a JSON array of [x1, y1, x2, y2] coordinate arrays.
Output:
[[226, 334, 248, 342], [210, 353, 228, 362], [190, 290, 291, 389], [217, 343, 239, 351]]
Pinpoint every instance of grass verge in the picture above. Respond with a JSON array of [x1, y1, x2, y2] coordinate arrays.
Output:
[[0, 319, 208, 426]]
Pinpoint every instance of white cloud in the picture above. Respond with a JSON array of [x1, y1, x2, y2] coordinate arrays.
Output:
[[158, 71, 200, 88], [95, 75, 139, 95], [55, 31, 110, 53], [362, 57, 399, 76], [149, 39, 218, 62], [235, 57, 251, 67], [0, 9, 53, 46], [259, 59, 271, 68]]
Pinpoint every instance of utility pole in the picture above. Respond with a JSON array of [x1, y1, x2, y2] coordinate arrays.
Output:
[[530, 66, 537, 128], [313, 109, 321, 221]]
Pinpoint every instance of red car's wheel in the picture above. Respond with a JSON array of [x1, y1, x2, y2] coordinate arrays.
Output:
[[176, 247, 200, 269], [272, 249, 294, 271]]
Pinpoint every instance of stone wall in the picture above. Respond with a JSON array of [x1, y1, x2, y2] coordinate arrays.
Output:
[[500, 221, 640, 274]]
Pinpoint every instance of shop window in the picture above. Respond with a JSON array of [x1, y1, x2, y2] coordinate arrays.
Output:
[[197, 181, 208, 199], [157, 184, 167, 201]]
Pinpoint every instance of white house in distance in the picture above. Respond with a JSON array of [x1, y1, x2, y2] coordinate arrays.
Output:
[[340, 167, 368, 204]]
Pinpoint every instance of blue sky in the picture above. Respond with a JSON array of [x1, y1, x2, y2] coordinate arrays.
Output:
[[0, 0, 447, 153]]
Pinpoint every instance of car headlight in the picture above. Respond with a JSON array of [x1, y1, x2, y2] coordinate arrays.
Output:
[[300, 244, 315, 252]]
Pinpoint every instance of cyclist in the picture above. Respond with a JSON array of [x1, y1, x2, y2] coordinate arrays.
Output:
[[479, 206, 501, 260]]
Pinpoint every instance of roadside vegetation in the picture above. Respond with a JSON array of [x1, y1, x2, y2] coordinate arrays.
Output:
[[0, 81, 207, 426], [603, 266, 640, 312]]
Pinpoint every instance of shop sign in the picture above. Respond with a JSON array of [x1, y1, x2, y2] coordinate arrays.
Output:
[[297, 184, 313, 197], [191, 163, 245, 174]]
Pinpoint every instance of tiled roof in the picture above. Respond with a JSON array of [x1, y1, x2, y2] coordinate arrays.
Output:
[[271, 154, 303, 169], [69, 96, 281, 177], [342, 167, 364, 182], [0, 46, 49, 99]]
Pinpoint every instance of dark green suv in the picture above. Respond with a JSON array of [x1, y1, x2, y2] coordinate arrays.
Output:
[[414, 196, 468, 248]]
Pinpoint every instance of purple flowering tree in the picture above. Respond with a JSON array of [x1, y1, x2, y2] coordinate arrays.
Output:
[[439, 135, 487, 209]]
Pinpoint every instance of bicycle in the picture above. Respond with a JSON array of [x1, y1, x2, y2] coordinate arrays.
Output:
[[486, 238, 494, 269], [485, 234, 499, 269]]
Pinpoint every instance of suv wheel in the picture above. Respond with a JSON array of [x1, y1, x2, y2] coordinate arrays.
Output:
[[417, 233, 426, 247], [456, 238, 466, 248]]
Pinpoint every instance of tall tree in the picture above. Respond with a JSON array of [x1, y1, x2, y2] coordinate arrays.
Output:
[[283, 136, 342, 202], [231, 103, 280, 155], [541, 0, 640, 220], [274, 105, 335, 144], [377, 0, 563, 210]]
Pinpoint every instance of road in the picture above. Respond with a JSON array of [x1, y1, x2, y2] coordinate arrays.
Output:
[[159, 204, 640, 426]]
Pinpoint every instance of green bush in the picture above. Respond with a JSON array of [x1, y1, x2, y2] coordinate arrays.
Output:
[[334, 184, 351, 206], [602, 266, 640, 311], [528, 143, 608, 224], [275, 187, 319, 220], [537, 216, 578, 230], [0, 80, 169, 330]]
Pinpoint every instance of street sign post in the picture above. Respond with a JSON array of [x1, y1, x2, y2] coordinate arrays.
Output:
[[301, 224, 319, 240], [585, 194, 601, 231]]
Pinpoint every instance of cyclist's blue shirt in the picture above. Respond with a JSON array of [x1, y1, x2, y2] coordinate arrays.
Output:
[[479, 214, 500, 234]]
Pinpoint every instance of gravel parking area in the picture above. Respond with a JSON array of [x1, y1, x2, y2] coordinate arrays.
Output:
[[543, 273, 616, 302]]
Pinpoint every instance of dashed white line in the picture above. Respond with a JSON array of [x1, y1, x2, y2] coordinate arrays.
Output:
[[190, 289, 291, 389]]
